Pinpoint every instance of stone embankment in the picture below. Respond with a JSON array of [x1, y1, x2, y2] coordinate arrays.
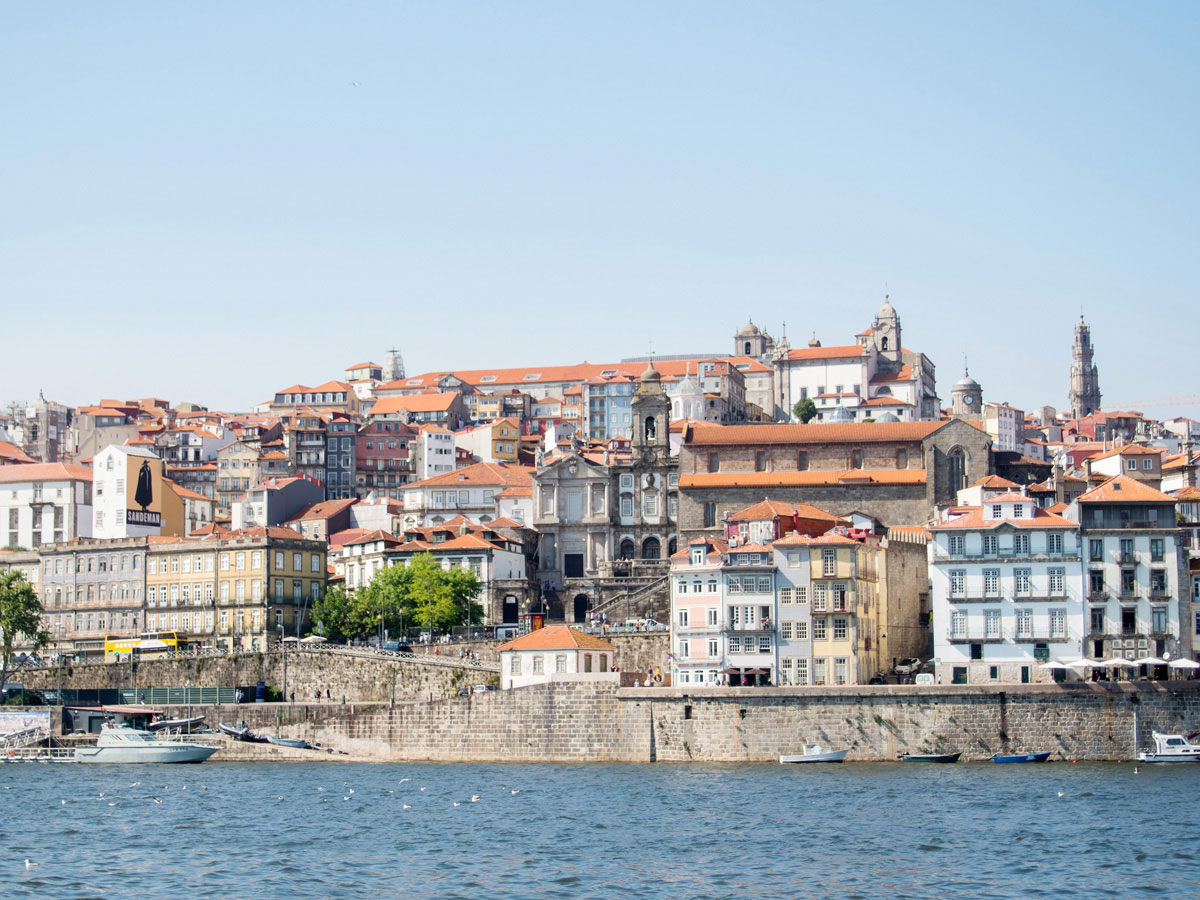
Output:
[[84, 680, 1200, 763]]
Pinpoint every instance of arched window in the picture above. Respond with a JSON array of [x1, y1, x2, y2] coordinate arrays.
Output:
[[797, 451, 809, 471], [619, 539, 635, 559], [949, 448, 967, 494], [850, 449, 863, 469], [896, 449, 908, 469], [881, 336, 889, 350], [668, 537, 677, 556], [642, 537, 661, 560], [645, 416, 656, 441], [744, 341, 752, 355]]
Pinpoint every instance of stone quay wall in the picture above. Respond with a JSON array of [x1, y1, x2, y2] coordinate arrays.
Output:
[[137, 680, 1200, 763], [22, 648, 487, 704]]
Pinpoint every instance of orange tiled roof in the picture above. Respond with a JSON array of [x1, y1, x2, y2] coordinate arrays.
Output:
[[680, 470, 926, 489], [1170, 486, 1200, 501], [929, 506, 1076, 531], [728, 499, 846, 524], [497, 625, 616, 652], [1089, 443, 1165, 462], [165, 479, 212, 503], [971, 475, 1019, 489], [405, 461, 533, 490], [684, 421, 950, 445], [372, 393, 461, 416], [772, 531, 860, 546], [1078, 474, 1176, 504], [286, 498, 357, 523], [0, 441, 36, 464], [0, 463, 93, 483], [784, 344, 866, 361], [342, 529, 401, 547]]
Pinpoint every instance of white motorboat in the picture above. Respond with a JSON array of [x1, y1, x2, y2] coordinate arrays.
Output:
[[780, 743, 848, 764], [75, 722, 219, 764], [1137, 732, 1200, 764]]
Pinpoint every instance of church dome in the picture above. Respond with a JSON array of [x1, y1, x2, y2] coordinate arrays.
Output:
[[874, 412, 900, 423], [876, 295, 896, 320], [738, 320, 761, 337], [953, 373, 980, 390], [640, 362, 662, 383], [828, 405, 854, 423]]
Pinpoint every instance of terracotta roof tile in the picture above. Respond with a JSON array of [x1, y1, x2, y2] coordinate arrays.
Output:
[[684, 421, 949, 445], [0, 463, 93, 484], [1078, 474, 1176, 504], [680, 470, 926, 488], [497, 625, 616, 652]]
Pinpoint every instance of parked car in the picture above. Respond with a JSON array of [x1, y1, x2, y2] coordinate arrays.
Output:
[[396, 644, 414, 656], [893, 658, 923, 676]]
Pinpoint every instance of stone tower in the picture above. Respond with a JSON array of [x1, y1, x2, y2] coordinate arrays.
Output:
[[951, 366, 983, 418], [1068, 317, 1101, 418], [382, 347, 406, 383], [871, 296, 902, 364], [735, 319, 766, 358], [631, 362, 670, 463]]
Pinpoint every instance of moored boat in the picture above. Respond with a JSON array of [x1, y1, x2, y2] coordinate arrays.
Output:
[[780, 743, 848, 764], [218, 721, 269, 742], [1137, 732, 1200, 763], [899, 751, 961, 763], [992, 751, 1051, 764], [75, 722, 219, 764], [265, 735, 312, 750]]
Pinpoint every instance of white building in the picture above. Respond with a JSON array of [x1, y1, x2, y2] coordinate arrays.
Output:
[[409, 425, 456, 481], [982, 401, 1024, 454], [0, 463, 93, 549], [929, 492, 1083, 684], [1075, 475, 1187, 662], [92, 445, 166, 540], [498, 625, 618, 690], [401, 461, 533, 528]]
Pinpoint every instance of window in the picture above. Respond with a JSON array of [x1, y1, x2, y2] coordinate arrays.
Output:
[[1015, 569, 1031, 595], [703, 501, 717, 528], [1048, 533, 1063, 555], [1121, 568, 1136, 594], [833, 617, 847, 640], [554, 655, 567, 673], [951, 611, 966, 637], [1151, 538, 1164, 562], [781, 621, 793, 639], [758, 636, 771, 654], [1089, 539, 1103, 562], [991, 505, 1003, 519], [813, 583, 827, 610], [795, 621, 808, 640], [850, 449, 863, 469], [532, 656, 543, 674], [1014, 534, 1030, 555], [707, 608, 718, 626], [985, 609, 1001, 637], [1091, 607, 1106, 634], [949, 570, 965, 597], [1049, 568, 1064, 595], [949, 535, 965, 556], [1050, 608, 1066, 637], [754, 451, 767, 472], [796, 451, 809, 471], [813, 618, 827, 640], [780, 587, 793, 604], [813, 658, 827, 685], [1015, 608, 1032, 638], [1012, 504, 1025, 519], [822, 549, 836, 576], [1127, 459, 1137, 471], [896, 448, 907, 469], [677, 609, 689, 627], [620, 497, 633, 517], [984, 569, 999, 596], [983, 534, 998, 556], [833, 658, 847, 685]]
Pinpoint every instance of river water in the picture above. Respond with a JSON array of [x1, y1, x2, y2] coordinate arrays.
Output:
[[2, 759, 1198, 899]]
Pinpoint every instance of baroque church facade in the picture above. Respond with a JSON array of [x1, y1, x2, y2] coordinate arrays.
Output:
[[531, 363, 679, 621]]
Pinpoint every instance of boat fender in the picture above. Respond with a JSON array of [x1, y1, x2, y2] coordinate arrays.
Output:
[[6, 749, 13, 758]]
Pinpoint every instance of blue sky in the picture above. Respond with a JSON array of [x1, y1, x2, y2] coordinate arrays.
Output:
[[3, 2, 1197, 418]]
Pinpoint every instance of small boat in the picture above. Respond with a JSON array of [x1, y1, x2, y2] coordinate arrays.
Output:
[[76, 722, 219, 764], [899, 751, 961, 763], [265, 736, 312, 750], [1137, 732, 1200, 763], [146, 715, 205, 733], [218, 722, 269, 742], [780, 743, 848, 764], [992, 751, 1051, 764]]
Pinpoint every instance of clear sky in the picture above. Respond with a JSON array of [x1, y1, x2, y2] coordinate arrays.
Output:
[[3, 2, 1197, 418]]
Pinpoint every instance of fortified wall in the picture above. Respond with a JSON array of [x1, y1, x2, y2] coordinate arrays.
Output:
[[128, 680, 1200, 763]]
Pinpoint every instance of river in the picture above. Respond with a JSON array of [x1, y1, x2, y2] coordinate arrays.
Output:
[[3, 759, 1197, 899]]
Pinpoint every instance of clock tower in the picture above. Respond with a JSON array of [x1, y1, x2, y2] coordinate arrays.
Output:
[[951, 367, 982, 419]]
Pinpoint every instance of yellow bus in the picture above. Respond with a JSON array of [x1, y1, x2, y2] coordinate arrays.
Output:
[[104, 632, 185, 662]]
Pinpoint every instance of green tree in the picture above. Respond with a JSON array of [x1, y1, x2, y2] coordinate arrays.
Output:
[[0, 571, 49, 693], [311, 586, 354, 642], [792, 398, 818, 423], [445, 565, 484, 628]]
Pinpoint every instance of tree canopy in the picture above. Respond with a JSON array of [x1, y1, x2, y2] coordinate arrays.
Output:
[[0, 571, 49, 691], [792, 397, 818, 423], [313, 553, 484, 641]]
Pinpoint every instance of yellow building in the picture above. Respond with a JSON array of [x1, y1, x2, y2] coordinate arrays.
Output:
[[146, 526, 326, 651], [804, 533, 877, 685]]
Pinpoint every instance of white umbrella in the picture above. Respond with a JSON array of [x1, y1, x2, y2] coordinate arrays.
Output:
[[299, 635, 327, 644], [1038, 661, 1069, 670], [1100, 657, 1137, 668], [1168, 658, 1200, 669], [1133, 656, 1166, 666], [1064, 659, 1098, 669]]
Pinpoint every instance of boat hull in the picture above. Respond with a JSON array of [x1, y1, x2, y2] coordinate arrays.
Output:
[[993, 752, 1051, 764], [265, 736, 311, 749], [1136, 753, 1200, 763], [899, 752, 961, 763], [780, 750, 848, 764], [75, 744, 219, 764]]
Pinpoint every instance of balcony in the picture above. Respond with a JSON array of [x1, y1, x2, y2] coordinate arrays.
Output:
[[950, 592, 1074, 605], [1149, 585, 1169, 599], [946, 629, 1006, 644], [947, 626, 1072, 644], [1118, 551, 1135, 564], [723, 622, 776, 634]]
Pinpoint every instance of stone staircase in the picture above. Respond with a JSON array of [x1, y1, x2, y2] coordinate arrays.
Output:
[[590, 575, 670, 623]]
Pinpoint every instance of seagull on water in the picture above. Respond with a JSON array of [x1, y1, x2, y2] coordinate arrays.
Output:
[[1057, 791, 1065, 798], [130, 782, 140, 787], [510, 790, 520, 795], [348, 789, 355, 794], [470, 795, 481, 803], [107, 802, 118, 807], [402, 804, 412, 809], [153, 797, 162, 804], [25, 859, 39, 869], [399, 778, 410, 784], [60, 800, 66, 805], [419, 787, 426, 792], [453, 801, 461, 807]]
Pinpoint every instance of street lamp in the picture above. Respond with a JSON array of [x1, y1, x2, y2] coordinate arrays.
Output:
[[278, 624, 286, 704], [185, 678, 191, 735]]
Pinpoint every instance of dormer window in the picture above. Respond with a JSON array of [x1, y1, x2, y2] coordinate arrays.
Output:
[[990, 504, 1002, 519], [690, 548, 705, 565], [1012, 504, 1024, 518]]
